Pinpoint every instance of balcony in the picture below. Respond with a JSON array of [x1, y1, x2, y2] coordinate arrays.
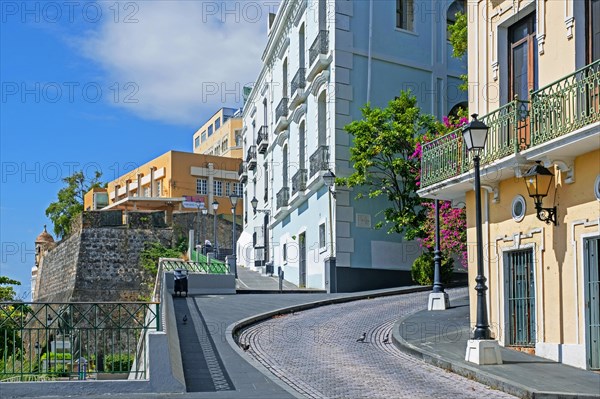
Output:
[[290, 68, 306, 109], [276, 187, 290, 209], [246, 145, 257, 171], [292, 169, 307, 196], [238, 162, 247, 184], [419, 59, 600, 194], [257, 125, 268, 154], [307, 30, 331, 82], [274, 97, 289, 133], [309, 145, 330, 178]]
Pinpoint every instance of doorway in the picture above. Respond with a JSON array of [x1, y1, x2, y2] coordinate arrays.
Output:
[[584, 236, 600, 370], [505, 248, 536, 347]]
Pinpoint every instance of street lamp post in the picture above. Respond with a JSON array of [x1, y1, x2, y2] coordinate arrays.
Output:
[[462, 114, 502, 365], [196, 202, 205, 262], [202, 208, 208, 254], [428, 199, 450, 310], [212, 200, 219, 259], [229, 194, 239, 277]]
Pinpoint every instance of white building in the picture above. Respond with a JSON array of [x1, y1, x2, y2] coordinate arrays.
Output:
[[239, 0, 467, 291]]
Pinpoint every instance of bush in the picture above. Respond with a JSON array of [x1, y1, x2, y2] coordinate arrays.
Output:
[[411, 253, 454, 286], [104, 353, 134, 373]]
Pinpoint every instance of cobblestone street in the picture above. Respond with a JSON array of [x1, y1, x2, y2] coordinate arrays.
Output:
[[240, 288, 515, 399]]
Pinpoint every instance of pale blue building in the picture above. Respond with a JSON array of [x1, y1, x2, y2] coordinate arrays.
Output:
[[238, 0, 467, 291]]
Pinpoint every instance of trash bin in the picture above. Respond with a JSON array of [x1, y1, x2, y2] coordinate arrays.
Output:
[[266, 262, 274, 276], [174, 269, 188, 297]]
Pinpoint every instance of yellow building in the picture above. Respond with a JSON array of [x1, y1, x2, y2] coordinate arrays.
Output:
[[193, 107, 243, 158], [84, 150, 243, 218], [418, 0, 599, 370]]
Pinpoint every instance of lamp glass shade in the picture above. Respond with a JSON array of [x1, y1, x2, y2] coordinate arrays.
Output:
[[229, 194, 239, 207], [323, 170, 336, 187], [212, 200, 219, 211], [462, 115, 489, 151], [202, 209, 208, 215], [523, 163, 554, 198], [250, 196, 258, 211]]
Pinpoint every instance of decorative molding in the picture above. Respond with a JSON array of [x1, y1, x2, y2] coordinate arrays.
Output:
[[250, 104, 257, 118], [291, 103, 307, 123], [260, 83, 269, 96], [496, 227, 544, 251], [536, 0, 546, 54], [276, 128, 289, 147], [536, 33, 546, 55], [482, 185, 500, 203], [309, 70, 330, 96], [277, 37, 290, 60], [553, 158, 575, 184], [491, 61, 499, 81], [293, 0, 307, 27], [564, 16, 575, 39]]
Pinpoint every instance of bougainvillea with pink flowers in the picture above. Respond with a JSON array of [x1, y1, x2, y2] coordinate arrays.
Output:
[[413, 112, 469, 269]]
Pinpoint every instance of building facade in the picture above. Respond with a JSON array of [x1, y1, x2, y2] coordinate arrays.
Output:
[[417, 0, 599, 370], [193, 108, 244, 158], [92, 150, 243, 219], [239, 0, 467, 291]]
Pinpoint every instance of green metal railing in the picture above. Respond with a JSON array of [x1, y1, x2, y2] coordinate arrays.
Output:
[[421, 59, 600, 189], [162, 255, 229, 274], [421, 99, 529, 187], [0, 302, 159, 382], [531, 59, 600, 146]]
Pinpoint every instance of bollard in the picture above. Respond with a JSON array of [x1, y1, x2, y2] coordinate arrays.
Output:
[[279, 269, 284, 293]]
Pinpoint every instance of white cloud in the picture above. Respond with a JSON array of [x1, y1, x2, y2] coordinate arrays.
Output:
[[78, 1, 274, 126]]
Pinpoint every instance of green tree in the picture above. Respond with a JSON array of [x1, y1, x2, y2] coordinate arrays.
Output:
[[448, 10, 468, 90], [0, 276, 20, 301], [45, 170, 103, 239], [338, 91, 441, 239]]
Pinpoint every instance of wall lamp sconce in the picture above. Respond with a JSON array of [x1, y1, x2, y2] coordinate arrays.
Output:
[[523, 161, 557, 226], [250, 197, 271, 215]]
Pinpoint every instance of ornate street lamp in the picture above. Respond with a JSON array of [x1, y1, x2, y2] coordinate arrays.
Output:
[[462, 114, 490, 340], [212, 200, 219, 258], [523, 161, 557, 225], [229, 194, 239, 277], [428, 198, 450, 310]]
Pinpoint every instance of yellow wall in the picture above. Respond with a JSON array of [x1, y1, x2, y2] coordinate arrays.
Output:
[[104, 150, 243, 216], [466, 149, 600, 345], [193, 108, 243, 158], [83, 187, 108, 211]]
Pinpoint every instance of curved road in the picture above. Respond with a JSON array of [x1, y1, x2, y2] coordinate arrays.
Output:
[[240, 287, 515, 399]]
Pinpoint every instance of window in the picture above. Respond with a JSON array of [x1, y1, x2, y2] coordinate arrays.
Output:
[[215, 117, 221, 130], [156, 180, 162, 197], [319, 223, 326, 249], [283, 243, 287, 262], [235, 130, 242, 146], [208, 125, 214, 136], [511, 195, 526, 222], [222, 139, 228, 153], [214, 180, 223, 196], [233, 182, 243, 197], [264, 163, 269, 202], [225, 182, 231, 195], [196, 179, 207, 195], [143, 186, 150, 197], [509, 13, 537, 101], [201, 131, 207, 142], [587, 0, 600, 63], [396, 0, 414, 31], [195, 136, 200, 148]]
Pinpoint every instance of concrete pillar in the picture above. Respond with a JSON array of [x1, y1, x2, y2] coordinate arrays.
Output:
[[150, 166, 156, 197], [114, 184, 121, 201], [125, 179, 131, 198], [325, 257, 337, 293], [137, 173, 143, 197]]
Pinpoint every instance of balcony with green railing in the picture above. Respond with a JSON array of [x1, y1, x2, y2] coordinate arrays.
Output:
[[420, 59, 600, 189]]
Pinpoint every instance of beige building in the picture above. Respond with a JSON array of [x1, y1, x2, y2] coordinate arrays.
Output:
[[84, 150, 243, 219], [193, 108, 243, 158], [418, 0, 599, 370]]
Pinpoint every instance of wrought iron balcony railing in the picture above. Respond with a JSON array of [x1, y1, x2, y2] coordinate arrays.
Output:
[[257, 125, 268, 154], [238, 162, 248, 183], [275, 97, 289, 122], [291, 68, 306, 96], [309, 30, 329, 66], [246, 145, 257, 171], [291, 169, 307, 196], [276, 187, 290, 209], [530, 59, 600, 146], [309, 145, 329, 178]]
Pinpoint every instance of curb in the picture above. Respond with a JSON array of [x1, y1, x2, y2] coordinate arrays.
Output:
[[391, 303, 600, 399]]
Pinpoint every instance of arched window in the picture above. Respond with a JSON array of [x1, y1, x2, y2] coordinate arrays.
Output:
[[299, 121, 306, 169], [449, 102, 468, 118], [318, 91, 327, 146], [447, 1, 466, 41], [283, 58, 288, 98], [283, 144, 289, 187], [299, 24, 305, 68]]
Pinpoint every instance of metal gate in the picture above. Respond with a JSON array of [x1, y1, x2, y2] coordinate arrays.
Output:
[[506, 249, 536, 346], [584, 236, 600, 370]]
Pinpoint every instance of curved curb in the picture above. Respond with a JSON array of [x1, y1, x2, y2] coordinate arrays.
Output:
[[226, 285, 437, 398], [390, 299, 598, 399]]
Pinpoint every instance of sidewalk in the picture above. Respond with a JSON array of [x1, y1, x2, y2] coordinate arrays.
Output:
[[236, 266, 325, 293], [392, 296, 600, 399]]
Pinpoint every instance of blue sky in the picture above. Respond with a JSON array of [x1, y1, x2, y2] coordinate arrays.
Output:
[[1, 1, 272, 298]]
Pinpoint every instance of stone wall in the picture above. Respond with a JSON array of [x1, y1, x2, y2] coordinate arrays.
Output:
[[172, 212, 240, 253]]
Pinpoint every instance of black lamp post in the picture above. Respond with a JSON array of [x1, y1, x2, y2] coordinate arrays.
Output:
[[212, 200, 219, 258], [523, 161, 557, 225], [462, 114, 491, 340], [250, 196, 258, 213], [202, 208, 208, 252], [432, 199, 444, 293], [229, 194, 239, 277]]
